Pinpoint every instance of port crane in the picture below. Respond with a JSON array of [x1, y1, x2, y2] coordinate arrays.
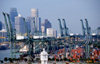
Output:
[[85, 19, 91, 59], [3, 13, 63, 61], [2, 13, 10, 41], [58, 19, 69, 37], [62, 19, 69, 36], [58, 18, 70, 57], [3, 12, 16, 58], [80, 19, 86, 37], [58, 19, 64, 37], [3, 11, 99, 62], [80, 18, 91, 59]]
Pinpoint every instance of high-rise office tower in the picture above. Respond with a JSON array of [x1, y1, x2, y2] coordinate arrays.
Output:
[[41, 23, 45, 33], [26, 17, 31, 33], [0, 21, 2, 30], [15, 14, 26, 35], [97, 27, 100, 35], [46, 28, 57, 37], [38, 17, 41, 32], [42, 19, 52, 34], [31, 9, 38, 17], [10, 8, 18, 29], [31, 9, 41, 35], [26, 17, 34, 35]]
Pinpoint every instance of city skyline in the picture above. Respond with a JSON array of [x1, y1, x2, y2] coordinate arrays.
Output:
[[0, 0, 100, 34]]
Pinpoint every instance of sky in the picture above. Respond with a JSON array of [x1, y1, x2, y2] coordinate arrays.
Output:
[[0, 0, 100, 34]]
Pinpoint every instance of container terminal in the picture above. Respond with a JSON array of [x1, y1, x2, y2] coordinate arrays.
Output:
[[0, 12, 100, 64]]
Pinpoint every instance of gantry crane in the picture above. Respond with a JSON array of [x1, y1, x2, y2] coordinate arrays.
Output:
[[80, 19, 92, 59], [58, 19, 69, 37], [7, 13, 16, 58], [58, 18, 70, 57], [3, 12, 16, 58], [85, 19, 91, 36], [2, 12, 10, 41], [62, 19, 69, 36], [58, 19, 64, 37], [3, 12, 70, 61], [80, 19, 86, 37], [85, 18, 91, 59]]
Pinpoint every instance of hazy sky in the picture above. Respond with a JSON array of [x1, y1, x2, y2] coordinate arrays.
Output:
[[0, 0, 100, 34]]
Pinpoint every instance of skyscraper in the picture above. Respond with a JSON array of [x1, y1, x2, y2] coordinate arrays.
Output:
[[41, 23, 45, 34], [0, 21, 2, 30], [47, 28, 57, 37], [26, 17, 31, 33], [26, 17, 35, 35], [42, 19, 52, 34], [31, 9, 38, 17], [31, 9, 41, 35], [38, 17, 41, 32], [97, 27, 100, 35], [15, 14, 26, 35], [10, 8, 18, 29]]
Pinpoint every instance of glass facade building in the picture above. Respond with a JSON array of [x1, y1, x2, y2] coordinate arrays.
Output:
[[15, 15, 26, 35], [10, 8, 18, 29], [0, 21, 2, 30]]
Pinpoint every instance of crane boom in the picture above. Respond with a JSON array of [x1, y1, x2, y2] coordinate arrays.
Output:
[[58, 19, 63, 37], [6, 13, 12, 32], [2, 12, 10, 41], [85, 19, 91, 36], [6, 13, 17, 41], [85, 18, 91, 59], [80, 19, 85, 36], [62, 19, 68, 36], [6, 13, 16, 58]]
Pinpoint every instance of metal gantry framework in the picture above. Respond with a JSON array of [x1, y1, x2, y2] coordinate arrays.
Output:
[[2, 13, 65, 60], [80, 18, 91, 59], [85, 19, 91, 59], [58, 19, 69, 37], [58, 19, 64, 37], [3, 12, 16, 58], [62, 19, 69, 36], [3, 11, 97, 61], [80, 19, 86, 37]]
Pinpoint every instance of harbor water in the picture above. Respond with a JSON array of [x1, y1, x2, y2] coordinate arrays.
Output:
[[0, 49, 10, 60]]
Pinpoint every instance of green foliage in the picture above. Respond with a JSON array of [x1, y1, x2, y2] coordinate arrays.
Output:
[[4, 57, 8, 62], [0, 60, 3, 63]]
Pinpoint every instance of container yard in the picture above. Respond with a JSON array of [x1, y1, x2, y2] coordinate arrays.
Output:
[[0, 12, 100, 64]]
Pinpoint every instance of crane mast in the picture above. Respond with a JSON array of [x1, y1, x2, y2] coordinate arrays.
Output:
[[7, 14, 14, 39], [62, 19, 68, 36], [85, 19, 91, 36], [2, 12, 11, 41], [7, 13, 15, 58], [3, 12, 16, 58], [58, 19, 64, 37], [85, 18, 91, 59], [80, 19, 85, 37]]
